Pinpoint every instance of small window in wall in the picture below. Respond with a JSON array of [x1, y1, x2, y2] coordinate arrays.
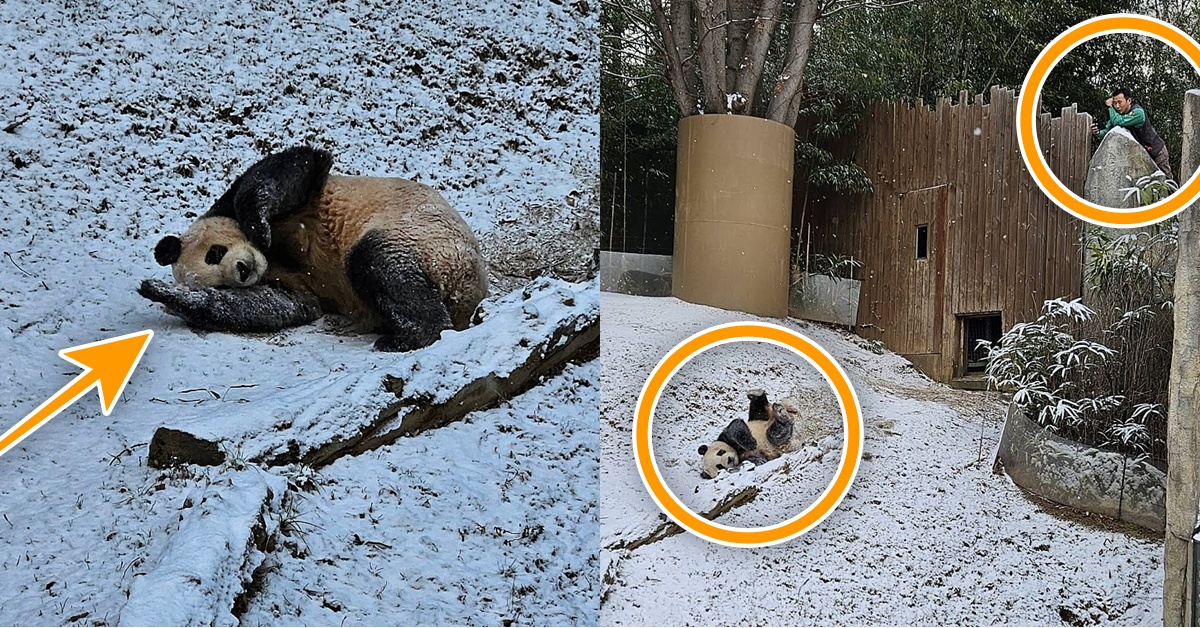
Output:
[[963, 314, 1002, 373], [916, 224, 929, 259]]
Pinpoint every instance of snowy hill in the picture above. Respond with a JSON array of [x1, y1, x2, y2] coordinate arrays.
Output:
[[601, 293, 1161, 626], [0, 0, 598, 624]]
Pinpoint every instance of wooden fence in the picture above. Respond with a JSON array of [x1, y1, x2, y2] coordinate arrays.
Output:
[[799, 86, 1093, 382]]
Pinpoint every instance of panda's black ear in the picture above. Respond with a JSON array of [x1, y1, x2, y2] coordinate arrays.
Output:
[[154, 235, 182, 266], [698, 444, 708, 455], [700, 471, 712, 480]]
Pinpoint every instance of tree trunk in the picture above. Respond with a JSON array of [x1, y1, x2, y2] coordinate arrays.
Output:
[[146, 279, 599, 469], [732, 0, 782, 115], [724, 0, 755, 108], [650, 0, 697, 115], [764, 0, 819, 126], [1166, 88, 1200, 627], [118, 471, 285, 626], [670, 0, 698, 111], [694, 0, 728, 112], [604, 486, 759, 551]]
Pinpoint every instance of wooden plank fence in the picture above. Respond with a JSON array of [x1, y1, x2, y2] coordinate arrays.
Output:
[[799, 86, 1092, 382]]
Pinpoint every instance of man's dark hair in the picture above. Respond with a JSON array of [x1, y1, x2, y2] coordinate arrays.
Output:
[[1112, 87, 1134, 101]]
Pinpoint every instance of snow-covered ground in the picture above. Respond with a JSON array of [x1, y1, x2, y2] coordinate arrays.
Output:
[[601, 293, 1162, 626], [0, 0, 598, 625]]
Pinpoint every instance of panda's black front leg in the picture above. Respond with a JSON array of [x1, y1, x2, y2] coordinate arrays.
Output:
[[138, 279, 322, 332], [346, 230, 452, 352], [207, 146, 334, 250]]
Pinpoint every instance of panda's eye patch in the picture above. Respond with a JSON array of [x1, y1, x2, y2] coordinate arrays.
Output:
[[205, 245, 229, 265], [717, 449, 726, 456]]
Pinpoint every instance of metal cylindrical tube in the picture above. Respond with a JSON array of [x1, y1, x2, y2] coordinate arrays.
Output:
[[671, 115, 795, 317]]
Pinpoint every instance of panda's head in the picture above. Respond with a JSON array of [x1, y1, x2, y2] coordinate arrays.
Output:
[[698, 441, 739, 480], [153, 216, 267, 288]]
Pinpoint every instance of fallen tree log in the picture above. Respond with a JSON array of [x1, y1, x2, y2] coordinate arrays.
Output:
[[606, 486, 760, 552], [601, 445, 833, 552], [302, 303, 598, 467], [148, 277, 598, 469], [117, 470, 285, 626]]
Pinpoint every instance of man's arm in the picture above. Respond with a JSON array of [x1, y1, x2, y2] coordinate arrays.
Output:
[[1098, 105, 1146, 138]]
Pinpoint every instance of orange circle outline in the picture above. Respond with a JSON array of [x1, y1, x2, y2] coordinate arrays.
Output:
[[1017, 13, 1200, 228], [632, 322, 863, 547]]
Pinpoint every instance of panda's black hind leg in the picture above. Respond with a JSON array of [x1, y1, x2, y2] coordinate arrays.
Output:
[[347, 229, 452, 352]]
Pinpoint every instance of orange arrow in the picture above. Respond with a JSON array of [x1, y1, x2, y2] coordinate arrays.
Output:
[[0, 330, 153, 459]]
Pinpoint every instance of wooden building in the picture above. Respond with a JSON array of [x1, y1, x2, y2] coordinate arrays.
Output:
[[799, 87, 1091, 385]]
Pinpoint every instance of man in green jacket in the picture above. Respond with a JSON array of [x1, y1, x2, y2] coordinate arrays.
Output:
[[1090, 87, 1173, 180]]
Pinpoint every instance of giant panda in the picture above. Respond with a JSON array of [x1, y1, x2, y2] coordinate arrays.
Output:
[[138, 145, 489, 352], [698, 389, 795, 479]]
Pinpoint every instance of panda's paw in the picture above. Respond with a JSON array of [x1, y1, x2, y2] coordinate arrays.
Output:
[[137, 279, 209, 312], [241, 215, 273, 251], [137, 279, 178, 304]]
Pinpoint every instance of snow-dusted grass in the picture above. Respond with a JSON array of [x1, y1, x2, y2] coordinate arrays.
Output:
[[601, 293, 1162, 626], [0, 0, 598, 624], [242, 362, 600, 626]]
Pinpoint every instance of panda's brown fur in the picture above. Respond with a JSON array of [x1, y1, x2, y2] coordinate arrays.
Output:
[[262, 175, 487, 331], [744, 402, 788, 460]]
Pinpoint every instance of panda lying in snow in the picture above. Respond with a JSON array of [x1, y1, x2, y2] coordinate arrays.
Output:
[[698, 389, 795, 479], [138, 146, 489, 352]]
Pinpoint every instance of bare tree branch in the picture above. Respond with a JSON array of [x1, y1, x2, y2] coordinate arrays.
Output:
[[819, 0, 917, 19], [600, 0, 659, 32], [600, 69, 665, 84], [601, 0, 671, 59], [601, 41, 666, 66], [650, 0, 701, 115]]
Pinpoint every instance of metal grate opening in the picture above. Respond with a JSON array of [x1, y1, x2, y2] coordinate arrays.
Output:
[[963, 314, 1002, 373]]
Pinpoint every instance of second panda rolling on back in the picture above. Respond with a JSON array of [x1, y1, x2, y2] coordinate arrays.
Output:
[[698, 389, 795, 479]]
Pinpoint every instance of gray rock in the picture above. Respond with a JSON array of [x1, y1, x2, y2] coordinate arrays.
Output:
[[1083, 126, 1161, 209]]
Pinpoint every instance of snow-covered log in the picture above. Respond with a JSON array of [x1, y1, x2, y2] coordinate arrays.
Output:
[[117, 470, 285, 626], [605, 485, 760, 552], [147, 278, 599, 469]]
